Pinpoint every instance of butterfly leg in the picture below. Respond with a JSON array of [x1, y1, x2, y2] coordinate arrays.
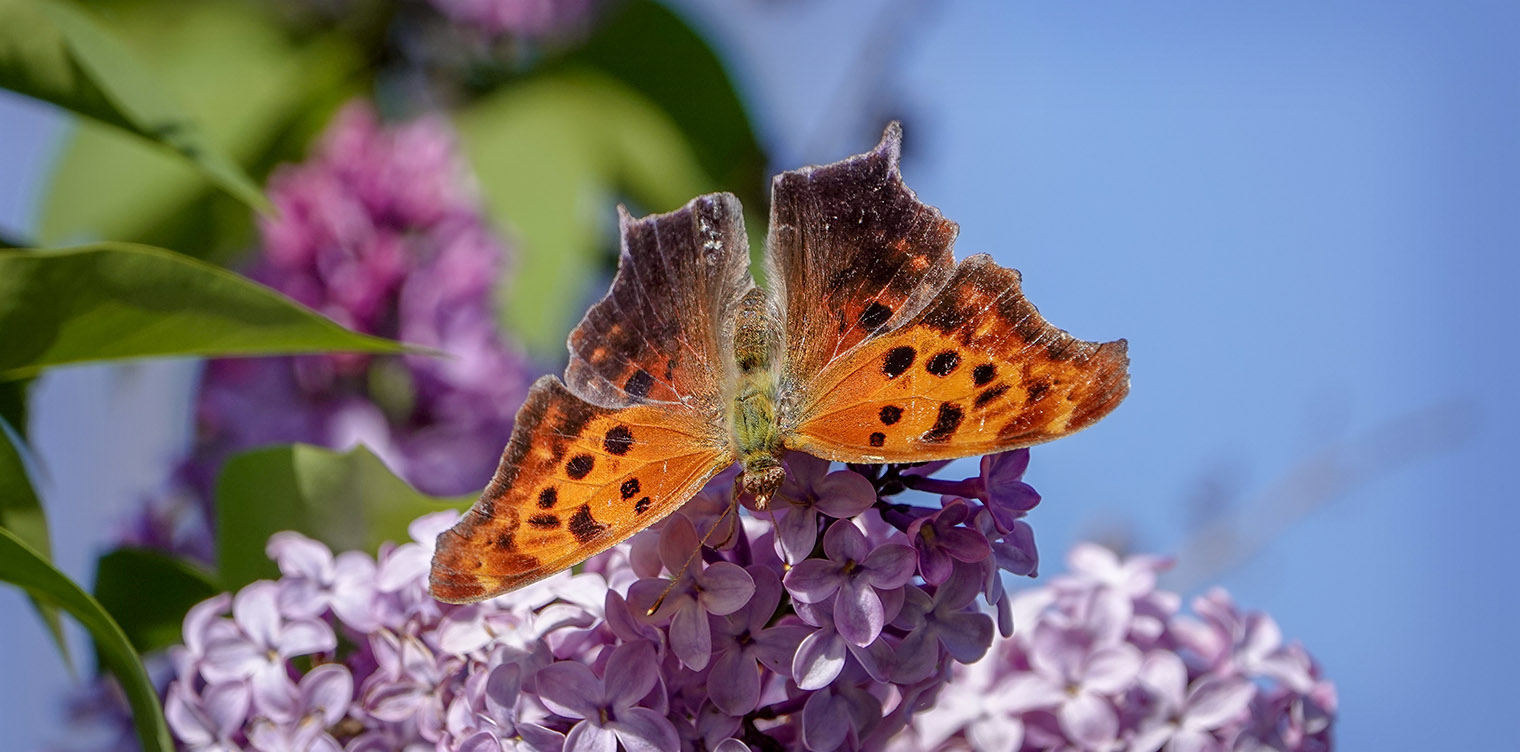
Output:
[[646, 499, 742, 616]]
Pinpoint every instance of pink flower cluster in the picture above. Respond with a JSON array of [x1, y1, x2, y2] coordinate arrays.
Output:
[[898, 545, 1337, 752]]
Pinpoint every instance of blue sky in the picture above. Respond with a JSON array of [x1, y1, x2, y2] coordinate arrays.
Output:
[[4, 1, 1518, 748]]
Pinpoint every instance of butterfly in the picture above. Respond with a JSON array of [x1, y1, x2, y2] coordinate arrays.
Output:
[[430, 123, 1129, 603]]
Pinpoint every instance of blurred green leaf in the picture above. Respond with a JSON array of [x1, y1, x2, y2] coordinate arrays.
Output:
[[0, 414, 69, 666], [216, 444, 468, 590], [36, 0, 359, 260], [0, 0, 265, 210], [94, 547, 219, 655], [0, 379, 28, 441], [0, 527, 173, 752], [568, 0, 766, 203], [457, 69, 715, 353], [0, 243, 413, 381]]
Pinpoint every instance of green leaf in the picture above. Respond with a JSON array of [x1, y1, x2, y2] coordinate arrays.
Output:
[[94, 547, 219, 655], [0, 413, 70, 666], [0, 0, 264, 210], [456, 69, 716, 353], [35, 0, 360, 259], [0, 527, 173, 752], [216, 444, 468, 591], [0, 243, 413, 380], [567, 0, 766, 203]]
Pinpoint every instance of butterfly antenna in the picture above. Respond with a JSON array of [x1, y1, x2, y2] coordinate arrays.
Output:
[[647, 498, 740, 617]]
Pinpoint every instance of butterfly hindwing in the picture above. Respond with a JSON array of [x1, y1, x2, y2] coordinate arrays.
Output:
[[768, 123, 960, 392], [784, 249, 1129, 463], [431, 376, 733, 602]]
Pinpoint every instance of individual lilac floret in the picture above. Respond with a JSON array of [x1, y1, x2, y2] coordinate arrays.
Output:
[[536, 642, 679, 752], [890, 563, 993, 684], [626, 514, 755, 670], [784, 520, 915, 648], [706, 566, 810, 715], [200, 581, 336, 699], [165, 682, 249, 752], [1131, 651, 1256, 752], [248, 664, 354, 752], [764, 452, 877, 563], [905, 498, 991, 585]]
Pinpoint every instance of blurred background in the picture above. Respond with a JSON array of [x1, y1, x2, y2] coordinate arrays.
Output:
[[3, 0, 1516, 748]]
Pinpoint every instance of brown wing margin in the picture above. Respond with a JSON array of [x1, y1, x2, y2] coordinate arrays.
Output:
[[565, 194, 752, 409], [431, 376, 732, 603], [767, 122, 961, 394]]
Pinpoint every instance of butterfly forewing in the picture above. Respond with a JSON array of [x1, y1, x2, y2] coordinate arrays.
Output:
[[431, 377, 733, 602], [566, 193, 751, 408], [767, 122, 960, 393]]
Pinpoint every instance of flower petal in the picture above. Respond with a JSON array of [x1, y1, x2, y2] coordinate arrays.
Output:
[[792, 629, 846, 690], [861, 543, 916, 589], [1184, 676, 1256, 729], [1083, 644, 1142, 695], [276, 618, 337, 658], [233, 581, 281, 648], [821, 519, 870, 563], [812, 470, 878, 518], [610, 707, 681, 752], [564, 721, 617, 752], [301, 664, 354, 727], [706, 648, 760, 715], [696, 561, 755, 616], [833, 578, 885, 648], [1059, 691, 1120, 748], [937, 611, 994, 664], [783, 559, 841, 604], [202, 681, 251, 739], [604, 643, 660, 710], [669, 599, 714, 671], [535, 661, 601, 719], [801, 689, 849, 752]]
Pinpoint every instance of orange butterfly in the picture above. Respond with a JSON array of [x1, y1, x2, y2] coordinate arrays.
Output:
[[430, 124, 1129, 603]]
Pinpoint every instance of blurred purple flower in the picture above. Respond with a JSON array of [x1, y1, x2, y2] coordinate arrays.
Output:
[[427, 0, 596, 39]]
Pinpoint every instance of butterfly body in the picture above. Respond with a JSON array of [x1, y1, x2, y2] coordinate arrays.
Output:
[[429, 124, 1130, 603], [730, 287, 788, 505]]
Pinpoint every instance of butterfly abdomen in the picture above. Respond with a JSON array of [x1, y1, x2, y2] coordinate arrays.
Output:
[[730, 288, 787, 505]]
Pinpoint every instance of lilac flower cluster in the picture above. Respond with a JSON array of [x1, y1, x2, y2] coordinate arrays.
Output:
[[122, 101, 529, 565], [897, 544, 1338, 752], [163, 451, 1047, 751]]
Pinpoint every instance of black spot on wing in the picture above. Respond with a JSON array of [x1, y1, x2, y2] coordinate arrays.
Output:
[[537, 487, 558, 509], [975, 383, 1011, 409], [1027, 379, 1052, 403], [566, 454, 595, 480], [634, 496, 652, 514], [858, 301, 893, 330], [883, 346, 916, 378], [621, 477, 641, 500], [568, 504, 607, 543], [869, 432, 886, 447], [926, 350, 961, 377], [527, 514, 560, 530], [604, 425, 634, 456], [624, 369, 654, 399], [923, 402, 964, 443], [493, 532, 516, 551], [973, 364, 997, 386], [879, 405, 903, 425]]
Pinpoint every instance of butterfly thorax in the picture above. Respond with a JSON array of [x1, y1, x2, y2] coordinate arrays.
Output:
[[730, 287, 786, 507]]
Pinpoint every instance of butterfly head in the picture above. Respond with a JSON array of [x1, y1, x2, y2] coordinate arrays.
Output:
[[740, 461, 786, 510]]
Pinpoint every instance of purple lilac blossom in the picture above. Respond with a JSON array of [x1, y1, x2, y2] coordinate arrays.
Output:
[[426, 0, 597, 39], [162, 453, 1049, 751], [159, 454, 1334, 751], [120, 100, 528, 564], [895, 543, 1338, 752]]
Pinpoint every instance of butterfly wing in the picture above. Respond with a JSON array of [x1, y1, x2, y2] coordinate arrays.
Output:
[[769, 124, 1128, 462], [432, 194, 750, 602], [766, 122, 960, 394], [784, 255, 1128, 462], [431, 376, 732, 601]]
